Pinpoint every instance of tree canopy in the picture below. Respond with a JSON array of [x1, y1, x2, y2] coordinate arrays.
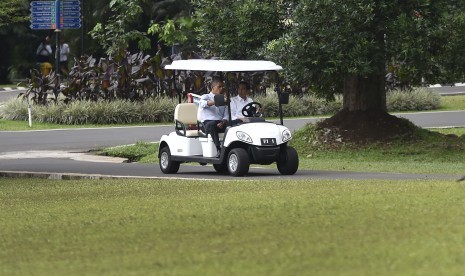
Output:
[[192, 0, 465, 139], [0, 0, 28, 28], [192, 0, 287, 59], [194, 1, 465, 99], [262, 1, 465, 97]]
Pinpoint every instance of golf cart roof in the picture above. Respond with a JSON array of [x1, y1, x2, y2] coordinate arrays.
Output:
[[164, 59, 283, 72]]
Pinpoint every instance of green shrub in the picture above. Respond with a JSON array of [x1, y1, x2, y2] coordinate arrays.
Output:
[[254, 93, 342, 117], [0, 87, 441, 125], [387, 87, 440, 111], [0, 98, 29, 121], [1, 97, 177, 125]]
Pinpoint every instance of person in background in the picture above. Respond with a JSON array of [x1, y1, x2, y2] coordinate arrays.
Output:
[[59, 41, 70, 76], [36, 36, 52, 63], [230, 81, 254, 124], [199, 77, 229, 157]]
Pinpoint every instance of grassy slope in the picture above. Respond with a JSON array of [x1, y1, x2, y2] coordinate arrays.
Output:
[[440, 95, 465, 110], [2, 178, 465, 275], [290, 125, 465, 174]]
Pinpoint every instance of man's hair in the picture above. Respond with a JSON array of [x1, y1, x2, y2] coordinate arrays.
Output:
[[211, 77, 222, 88], [239, 81, 250, 90]]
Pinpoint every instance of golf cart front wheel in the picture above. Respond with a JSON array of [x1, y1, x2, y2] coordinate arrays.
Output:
[[277, 146, 299, 175], [227, 148, 250, 177], [159, 146, 180, 174]]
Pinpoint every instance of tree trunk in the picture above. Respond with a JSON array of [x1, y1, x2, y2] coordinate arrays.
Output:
[[319, 73, 416, 143], [342, 74, 386, 112]]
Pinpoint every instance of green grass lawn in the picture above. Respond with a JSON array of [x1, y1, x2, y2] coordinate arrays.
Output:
[[0, 84, 20, 88], [99, 127, 465, 175], [1, 177, 465, 275], [2, 95, 465, 274], [439, 95, 465, 110], [0, 119, 168, 131], [292, 125, 465, 175]]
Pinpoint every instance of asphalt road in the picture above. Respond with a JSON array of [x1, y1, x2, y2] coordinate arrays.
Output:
[[0, 88, 25, 103], [1, 87, 464, 180], [0, 111, 464, 180], [0, 158, 457, 180]]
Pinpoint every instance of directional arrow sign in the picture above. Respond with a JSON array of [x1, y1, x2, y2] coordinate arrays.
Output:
[[59, 0, 81, 29], [62, 11, 80, 17], [61, 22, 81, 29], [31, 16, 54, 24], [30, 1, 56, 29], [31, 1, 55, 7], [31, 6, 53, 13], [61, 17, 80, 23], [61, 0, 80, 6], [61, 6, 80, 12], [30, 23, 56, 29], [31, 0, 82, 30], [31, 11, 54, 17]]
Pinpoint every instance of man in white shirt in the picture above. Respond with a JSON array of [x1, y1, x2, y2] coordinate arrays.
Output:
[[59, 42, 70, 75], [36, 36, 52, 63], [231, 81, 254, 124], [199, 78, 228, 157]]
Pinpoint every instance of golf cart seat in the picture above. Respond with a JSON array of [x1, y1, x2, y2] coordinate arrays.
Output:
[[174, 103, 200, 137]]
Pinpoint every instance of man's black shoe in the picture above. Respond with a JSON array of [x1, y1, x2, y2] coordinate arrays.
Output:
[[215, 149, 221, 158]]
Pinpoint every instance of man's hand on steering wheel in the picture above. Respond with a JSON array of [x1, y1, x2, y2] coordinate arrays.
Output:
[[242, 102, 262, 117]]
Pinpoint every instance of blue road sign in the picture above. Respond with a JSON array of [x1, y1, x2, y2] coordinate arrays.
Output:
[[59, 0, 81, 29], [30, 23, 55, 30], [62, 11, 80, 17], [31, 11, 54, 17], [31, 16, 54, 24], [30, 1, 56, 29], [61, 22, 81, 29], [31, 1, 55, 7], [30, 0, 81, 30], [30, 6, 53, 13], [61, 17, 80, 24], [61, 0, 80, 6], [61, 6, 80, 12]]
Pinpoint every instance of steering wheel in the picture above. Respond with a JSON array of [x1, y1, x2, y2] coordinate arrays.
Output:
[[242, 102, 262, 117]]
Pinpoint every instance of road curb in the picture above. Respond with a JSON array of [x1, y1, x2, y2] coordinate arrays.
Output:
[[0, 170, 116, 180], [0, 170, 225, 181], [0, 87, 26, 91]]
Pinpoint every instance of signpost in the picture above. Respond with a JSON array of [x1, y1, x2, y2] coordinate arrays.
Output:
[[30, 1, 81, 99], [30, 1, 56, 29], [30, 0, 81, 30]]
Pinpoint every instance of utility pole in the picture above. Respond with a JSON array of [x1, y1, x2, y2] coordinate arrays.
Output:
[[54, 0, 61, 99]]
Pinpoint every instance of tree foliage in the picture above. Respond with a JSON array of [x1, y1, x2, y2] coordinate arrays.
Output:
[[89, 0, 151, 56], [0, 0, 28, 28], [262, 0, 465, 98], [192, 0, 287, 59], [148, 17, 198, 51]]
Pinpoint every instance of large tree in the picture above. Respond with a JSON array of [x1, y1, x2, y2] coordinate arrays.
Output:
[[263, 1, 465, 113], [196, 0, 465, 140]]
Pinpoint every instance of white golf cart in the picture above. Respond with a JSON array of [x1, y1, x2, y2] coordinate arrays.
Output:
[[158, 59, 298, 177]]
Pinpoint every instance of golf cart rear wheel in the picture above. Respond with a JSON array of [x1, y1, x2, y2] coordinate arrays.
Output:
[[277, 146, 299, 175], [213, 163, 228, 174], [227, 148, 250, 177], [159, 146, 180, 174]]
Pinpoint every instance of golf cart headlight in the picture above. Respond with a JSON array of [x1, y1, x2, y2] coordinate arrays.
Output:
[[282, 129, 292, 142], [236, 131, 253, 143]]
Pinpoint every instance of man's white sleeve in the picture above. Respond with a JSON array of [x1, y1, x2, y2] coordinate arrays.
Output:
[[199, 94, 209, 108]]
